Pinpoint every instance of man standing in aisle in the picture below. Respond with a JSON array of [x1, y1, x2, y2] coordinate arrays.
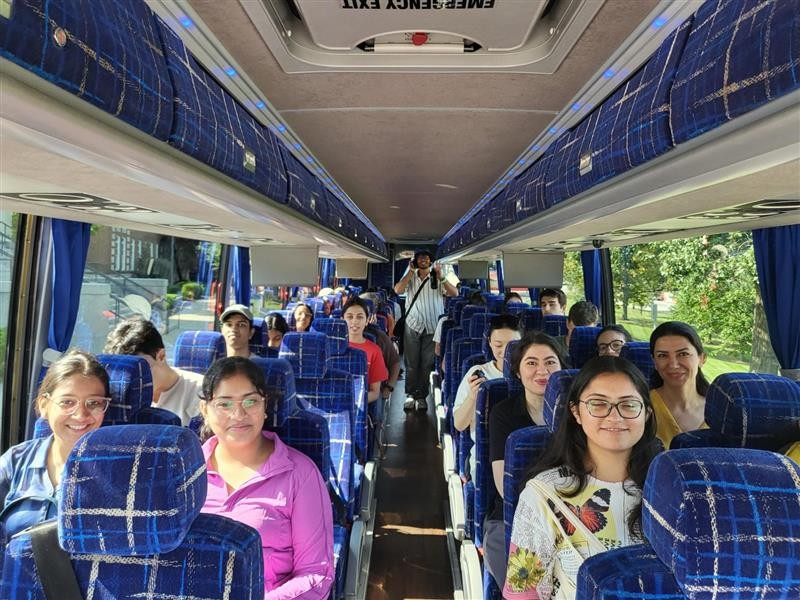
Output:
[[394, 249, 458, 411]]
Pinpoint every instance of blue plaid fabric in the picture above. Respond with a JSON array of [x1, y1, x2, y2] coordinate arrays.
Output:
[[249, 317, 268, 357], [671, 0, 800, 144], [543, 315, 569, 337], [460, 304, 488, 331], [58, 425, 206, 555], [577, 544, 684, 600], [3, 511, 264, 600], [157, 18, 288, 202], [250, 357, 297, 428], [503, 426, 551, 553], [543, 369, 578, 433], [474, 379, 511, 548], [328, 351, 369, 462], [279, 408, 331, 480], [131, 406, 181, 426], [503, 151, 554, 223], [173, 330, 226, 374], [448, 299, 468, 320], [669, 428, 730, 450], [0, 0, 173, 140], [703, 373, 800, 446], [620, 341, 656, 383], [463, 480, 475, 540], [312, 318, 350, 356], [503, 340, 520, 379], [307, 298, 329, 319], [468, 311, 496, 340], [643, 447, 800, 597], [503, 302, 530, 315], [97, 354, 154, 424], [281, 144, 330, 230], [442, 326, 465, 403], [569, 326, 603, 369], [520, 308, 543, 332], [545, 19, 692, 205], [332, 524, 349, 598], [279, 332, 328, 379]]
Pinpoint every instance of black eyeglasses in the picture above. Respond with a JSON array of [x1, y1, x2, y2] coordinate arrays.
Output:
[[580, 399, 644, 419], [597, 340, 626, 355]]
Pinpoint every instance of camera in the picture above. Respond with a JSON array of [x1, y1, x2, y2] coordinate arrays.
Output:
[[592, 239, 604, 249]]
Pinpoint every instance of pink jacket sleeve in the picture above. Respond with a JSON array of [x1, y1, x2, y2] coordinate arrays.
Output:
[[264, 461, 334, 600]]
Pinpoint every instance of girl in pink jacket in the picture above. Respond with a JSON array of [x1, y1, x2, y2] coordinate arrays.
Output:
[[199, 357, 334, 599]]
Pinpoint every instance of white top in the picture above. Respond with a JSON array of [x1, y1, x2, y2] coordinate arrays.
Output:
[[405, 273, 447, 335], [157, 368, 204, 425], [504, 467, 642, 599], [432, 316, 448, 344], [453, 359, 503, 481]]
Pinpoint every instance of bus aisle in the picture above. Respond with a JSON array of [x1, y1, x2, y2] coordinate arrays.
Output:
[[368, 378, 454, 599]]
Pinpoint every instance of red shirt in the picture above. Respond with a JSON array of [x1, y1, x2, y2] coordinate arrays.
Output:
[[349, 339, 389, 385]]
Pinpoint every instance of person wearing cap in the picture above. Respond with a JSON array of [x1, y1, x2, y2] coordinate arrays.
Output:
[[220, 304, 256, 359], [394, 249, 458, 411]]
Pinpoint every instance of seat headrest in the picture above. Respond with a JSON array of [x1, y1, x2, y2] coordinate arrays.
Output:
[[251, 357, 298, 427], [59, 425, 206, 556], [543, 369, 578, 433], [279, 332, 328, 379], [543, 314, 568, 337], [520, 307, 543, 332], [96, 354, 154, 423], [643, 448, 800, 596], [619, 341, 655, 383], [705, 372, 800, 445], [173, 331, 226, 374], [568, 326, 603, 369], [468, 312, 498, 339], [312, 318, 349, 356], [503, 340, 520, 379]]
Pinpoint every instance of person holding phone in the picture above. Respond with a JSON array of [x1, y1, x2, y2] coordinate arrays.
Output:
[[394, 249, 458, 411]]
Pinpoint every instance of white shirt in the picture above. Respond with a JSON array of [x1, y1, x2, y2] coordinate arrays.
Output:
[[453, 359, 503, 481], [433, 316, 448, 344], [405, 272, 447, 334], [157, 368, 204, 425]]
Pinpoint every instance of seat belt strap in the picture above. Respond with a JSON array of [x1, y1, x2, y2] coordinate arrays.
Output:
[[29, 520, 84, 600]]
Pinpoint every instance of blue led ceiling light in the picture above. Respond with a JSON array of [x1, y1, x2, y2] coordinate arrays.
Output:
[[548, 127, 558, 134], [603, 68, 615, 78], [652, 15, 668, 29], [255, 101, 266, 109], [571, 102, 582, 111], [293, 142, 301, 149], [224, 66, 237, 77], [179, 15, 194, 28]]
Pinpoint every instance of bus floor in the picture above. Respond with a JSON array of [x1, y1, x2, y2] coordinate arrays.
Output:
[[367, 377, 454, 600]]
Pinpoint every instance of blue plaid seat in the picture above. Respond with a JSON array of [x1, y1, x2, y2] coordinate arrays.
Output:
[[543, 314, 568, 337], [0, 0, 173, 140], [543, 369, 578, 434], [173, 330, 226, 374], [644, 447, 800, 597], [468, 312, 498, 339], [520, 307, 543, 332], [1, 425, 264, 599], [463, 480, 475, 540], [312, 318, 369, 462], [503, 302, 530, 315], [672, 372, 800, 450], [156, 18, 288, 203], [32, 354, 180, 438], [569, 326, 603, 369], [250, 317, 269, 357], [460, 304, 489, 335], [671, 0, 800, 145], [332, 524, 349, 599], [578, 544, 684, 599], [620, 341, 655, 383], [545, 19, 692, 205], [279, 332, 356, 519]]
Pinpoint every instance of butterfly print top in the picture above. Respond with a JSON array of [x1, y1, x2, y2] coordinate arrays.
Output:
[[503, 467, 643, 599]]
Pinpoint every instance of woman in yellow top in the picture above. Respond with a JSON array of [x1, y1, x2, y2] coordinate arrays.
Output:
[[649, 321, 710, 448]]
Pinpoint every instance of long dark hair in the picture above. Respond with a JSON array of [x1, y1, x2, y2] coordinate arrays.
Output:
[[527, 356, 660, 537], [649, 321, 709, 395], [199, 357, 270, 442]]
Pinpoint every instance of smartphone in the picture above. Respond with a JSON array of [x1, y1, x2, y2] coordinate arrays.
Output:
[[472, 369, 485, 380]]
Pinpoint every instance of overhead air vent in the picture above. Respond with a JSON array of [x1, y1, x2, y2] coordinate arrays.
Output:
[[242, 0, 604, 72]]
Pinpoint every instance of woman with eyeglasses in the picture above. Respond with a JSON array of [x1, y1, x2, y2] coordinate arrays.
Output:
[[199, 357, 333, 599], [503, 356, 660, 599], [595, 324, 631, 357], [0, 350, 110, 545]]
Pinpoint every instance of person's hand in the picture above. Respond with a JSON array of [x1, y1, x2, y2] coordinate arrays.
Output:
[[433, 262, 443, 277], [466, 372, 485, 402]]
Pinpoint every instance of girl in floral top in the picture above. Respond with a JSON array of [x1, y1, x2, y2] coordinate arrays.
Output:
[[504, 356, 661, 599]]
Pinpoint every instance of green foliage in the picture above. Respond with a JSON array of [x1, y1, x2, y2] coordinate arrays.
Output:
[[660, 232, 756, 360], [181, 282, 204, 300], [611, 243, 665, 319], [165, 293, 178, 311], [0, 327, 5, 379], [562, 252, 584, 306]]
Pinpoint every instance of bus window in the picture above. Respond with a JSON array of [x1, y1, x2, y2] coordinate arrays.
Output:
[[0, 211, 20, 414], [73, 225, 221, 359]]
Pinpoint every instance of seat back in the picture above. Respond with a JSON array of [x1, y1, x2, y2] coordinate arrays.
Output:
[[503, 302, 529, 315], [249, 317, 269, 357], [543, 369, 579, 434], [644, 447, 800, 598], [173, 331, 226, 374], [2, 425, 264, 600], [543, 314, 568, 337], [520, 307, 543, 332], [619, 341, 655, 383], [568, 326, 603, 369], [460, 304, 488, 333], [468, 312, 498, 340]]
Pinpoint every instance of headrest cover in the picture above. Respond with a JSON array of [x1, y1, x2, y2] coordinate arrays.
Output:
[[468, 312, 498, 339], [705, 373, 800, 444], [619, 341, 655, 382], [96, 354, 154, 423], [312, 318, 349, 356], [568, 326, 603, 369], [59, 425, 207, 556], [543, 369, 578, 433], [173, 331, 226, 374], [643, 448, 800, 596], [503, 340, 520, 379], [253, 357, 298, 427], [279, 332, 328, 379]]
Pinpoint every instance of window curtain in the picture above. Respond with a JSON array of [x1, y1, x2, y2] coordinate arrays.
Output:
[[753, 225, 800, 379], [581, 249, 602, 308], [48, 219, 91, 352], [495, 259, 505, 293], [231, 246, 251, 306]]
